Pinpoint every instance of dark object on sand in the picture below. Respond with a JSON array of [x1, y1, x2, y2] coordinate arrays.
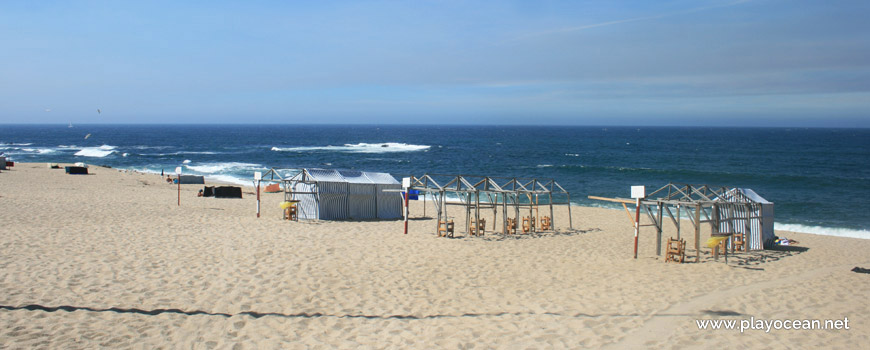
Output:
[[65, 166, 89, 175], [201, 186, 242, 198], [851, 267, 870, 274], [214, 186, 243, 198], [177, 175, 205, 184]]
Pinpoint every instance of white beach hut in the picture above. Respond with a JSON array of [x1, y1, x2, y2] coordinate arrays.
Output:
[[287, 168, 402, 220]]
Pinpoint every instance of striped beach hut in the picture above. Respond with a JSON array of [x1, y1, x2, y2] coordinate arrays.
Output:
[[286, 168, 402, 220], [715, 188, 775, 250]]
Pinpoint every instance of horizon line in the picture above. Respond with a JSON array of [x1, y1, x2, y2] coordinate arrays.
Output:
[[1, 122, 868, 129]]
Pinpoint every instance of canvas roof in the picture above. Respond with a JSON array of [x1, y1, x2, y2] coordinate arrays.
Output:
[[292, 168, 399, 185]]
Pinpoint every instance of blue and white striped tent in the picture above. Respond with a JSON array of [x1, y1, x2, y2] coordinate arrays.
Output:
[[287, 168, 403, 220], [716, 188, 775, 250]]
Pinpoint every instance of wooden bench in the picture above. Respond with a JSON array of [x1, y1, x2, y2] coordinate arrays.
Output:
[[733, 232, 746, 251], [284, 206, 297, 221], [506, 218, 517, 234], [712, 233, 734, 261], [438, 220, 455, 237], [665, 237, 686, 263], [521, 217, 535, 233], [469, 218, 486, 236], [540, 216, 552, 231]]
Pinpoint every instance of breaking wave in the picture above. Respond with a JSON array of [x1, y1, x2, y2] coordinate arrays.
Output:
[[271, 142, 430, 153], [206, 174, 254, 187], [775, 223, 870, 240], [74, 145, 116, 158], [185, 162, 262, 174]]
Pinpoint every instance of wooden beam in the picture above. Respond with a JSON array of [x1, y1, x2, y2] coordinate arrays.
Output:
[[621, 203, 635, 223], [588, 195, 634, 204]]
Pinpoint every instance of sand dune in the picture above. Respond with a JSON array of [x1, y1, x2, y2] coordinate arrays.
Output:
[[1, 163, 868, 349]]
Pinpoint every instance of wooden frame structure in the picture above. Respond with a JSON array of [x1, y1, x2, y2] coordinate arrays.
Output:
[[591, 183, 768, 262], [405, 174, 572, 237]]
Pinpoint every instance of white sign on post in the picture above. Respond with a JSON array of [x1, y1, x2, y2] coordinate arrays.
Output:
[[631, 185, 645, 199], [254, 171, 262, 180], [402, 177, 411, 188], [175, 166, 182, 175]]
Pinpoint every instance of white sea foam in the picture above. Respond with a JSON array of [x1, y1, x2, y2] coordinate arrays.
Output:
[[537, 164, 553, 168], [206, 174, 252, 187], [20, 148, 56, 154], [74, 145, 116, 157], [185, 162, 261, 173], [183, 160, 191, 164], [565, 153, 579, 157], [775, 223, 870, 240], [271, 142, 430, 153], [0, 142, 32, 146], [141, 151, 219, 156]]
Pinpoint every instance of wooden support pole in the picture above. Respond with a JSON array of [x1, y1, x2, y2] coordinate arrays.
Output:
[[729, 204, 737, 254], [437, 191, 445, 235], [677, 204, 681, 240], [656, 204, 663, 256], [712, 203, 720, 261], [502, 193, 508, 235], [465, 193, 471, 235], [548, 192, 554, 231], [744, 203, 752, 252], [621, 203, 634, 223], [692, 204, 701, 262], [475, 190, 481, 236], [567, 193, 573, 230], [529, 195, 534, 233]]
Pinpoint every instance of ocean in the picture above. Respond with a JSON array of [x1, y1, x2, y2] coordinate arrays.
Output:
[[2, 124, 869, 238]]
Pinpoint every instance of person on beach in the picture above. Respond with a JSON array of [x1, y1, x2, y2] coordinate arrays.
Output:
[[166, 175, 172, 183]]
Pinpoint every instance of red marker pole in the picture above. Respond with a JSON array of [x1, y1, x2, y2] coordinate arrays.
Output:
[[404, 190, 409, 234], [175, 167, 182, 207], [634, 197, 641, 259]]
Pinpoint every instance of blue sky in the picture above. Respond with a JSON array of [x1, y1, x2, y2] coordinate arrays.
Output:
[[1, 0, 868, 126]]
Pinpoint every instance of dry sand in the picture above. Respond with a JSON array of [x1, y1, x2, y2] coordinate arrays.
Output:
[[1, 163, 869, 349]]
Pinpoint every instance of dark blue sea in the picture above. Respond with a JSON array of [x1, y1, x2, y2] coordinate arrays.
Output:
[[2, 125, 869, 238]]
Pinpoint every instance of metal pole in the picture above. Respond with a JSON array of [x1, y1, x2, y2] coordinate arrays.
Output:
[[177, 178, 180, 206], [256, 180, 261, 218]]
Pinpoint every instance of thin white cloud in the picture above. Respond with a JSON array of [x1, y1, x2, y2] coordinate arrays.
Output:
[[512, 0, 753, 41]]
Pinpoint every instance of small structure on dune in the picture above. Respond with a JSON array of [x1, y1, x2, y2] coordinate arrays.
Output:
[[176, 175, 205, 184], [591, 183, 775, 262], [284, 168, 403, 220], [404, 174, 572, 237]]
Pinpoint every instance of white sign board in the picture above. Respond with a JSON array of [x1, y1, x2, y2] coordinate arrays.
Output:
[[175, 166, 182, 175], [402, 177, 411, 188], [631, 185, 646, 199], [254, 171, 262, 180]]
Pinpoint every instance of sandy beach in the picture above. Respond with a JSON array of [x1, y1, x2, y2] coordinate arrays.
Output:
[[1, 162, 869, 349]]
